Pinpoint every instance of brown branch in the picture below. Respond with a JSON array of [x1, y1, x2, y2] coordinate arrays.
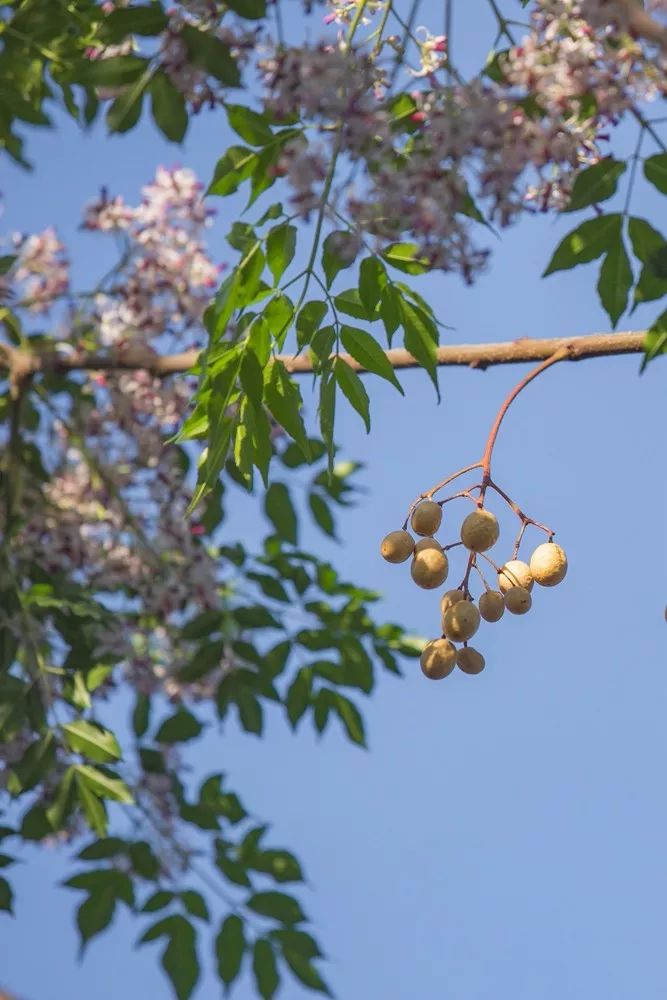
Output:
[[0, 332, 650, 384]]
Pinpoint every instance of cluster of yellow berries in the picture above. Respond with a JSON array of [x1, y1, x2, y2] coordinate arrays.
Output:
[[380, 499, 567, 680]]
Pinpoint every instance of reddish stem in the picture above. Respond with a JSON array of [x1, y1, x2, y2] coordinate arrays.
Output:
[[480, 348, 569, 487]]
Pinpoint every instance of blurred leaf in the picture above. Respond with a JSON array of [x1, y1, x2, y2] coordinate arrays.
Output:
[[641, 309, 667, 371], [253, 939, 280, 999], [247, 891, 306, 924], [264, 361, 310, 458], [77, 890, 116, 951], [216, 914, 245, 989], [308, 493, 336, 538], [0, 876, 14, 913], [264, 482, 298, 544], [156, 709, 203, 745], [150, 71, 188, 142]]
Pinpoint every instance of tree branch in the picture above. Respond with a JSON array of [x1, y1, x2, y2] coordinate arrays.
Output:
[[0, 332, 650, 385]]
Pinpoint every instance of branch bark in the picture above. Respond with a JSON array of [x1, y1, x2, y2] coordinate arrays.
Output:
[[0, 332, 649, 385]]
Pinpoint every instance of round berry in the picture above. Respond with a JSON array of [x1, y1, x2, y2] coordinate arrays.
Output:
[[380, 529, 415, 564], [478, 590, 505, 622], [411, 548, 449, 589], [504, 586, 532, 614], [410, 500, 442, 537], [440, 589, 465, 616], [443, 600, 481, 642], [529, 542, 567, 587], [460, 509, 499, 552], [414, 537, 443, 555], [420, 638, 457, 679], [498, 559, 534, 594], [457, 647, 485, 675]]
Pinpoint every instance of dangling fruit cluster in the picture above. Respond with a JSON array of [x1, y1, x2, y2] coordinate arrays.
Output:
[[380, 499, 568, 681]]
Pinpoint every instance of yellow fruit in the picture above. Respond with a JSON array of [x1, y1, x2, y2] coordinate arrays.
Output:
[[498, 560, 534, 594], [420, 638, 457, 680], [380, 529, 415, 564], [457, 647, 485, 675], [504, 586, 532, 614], [460, 509, 499, 552], [443, 600, 480, 642], [440, 589, 465, 613], [414, 537, 443, 555], [529, 542, 568, 587], [411, 548, 449, 589], [411, 500, 442, 537], [478, 590, 505, 622]]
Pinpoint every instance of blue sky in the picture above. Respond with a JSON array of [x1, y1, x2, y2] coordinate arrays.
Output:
[[2, 2, 666, 998]]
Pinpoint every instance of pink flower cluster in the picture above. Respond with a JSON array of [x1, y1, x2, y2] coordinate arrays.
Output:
[[258, 0, 667, 279], [82, 166, 220, 346], [11, 228, 69, 312]]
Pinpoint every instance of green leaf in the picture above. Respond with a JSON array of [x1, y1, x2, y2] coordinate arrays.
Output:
[[78, 837, 127, 861], [628, 217, 665, 263], [226, 103, 273, 145], [266, 224, 297, 284], [381, 242, 430, 274], [76, 55, 149, 86], [281, 949, 332, 995], [77, 890, 116, 951], [239, 349, 264, 408], [132, 694, 151, 739], [76, 772, 108, 836], [208, 146, 258, 197], [236, 690, 264, 734], [180, 890, 210, 921], [271, 928, 323, 959], [251, 850, 304, 884], [563, 157, 626, 212], [296, 300, 328, 349], [216, 914, 245, 990], [358, 257, 386, 315], [308, 493, 336, 538], [265, 482, 298, 544], [543, 214, 622, 275], [74, 765, 134, 804], [333, 288, 370, 320], [215, 847, 252, 888], [399, 298, 439, 389], [597, 238, 633, 326], [162, 916, 200, 1000], [105, 70, 149, 133], [642, 309, 667, 371], [340, 325, 403, 392], [262, 293, 294, 349], [150, 70, 188, 142], [224, 0, 267, 19], [63, 721, 121, 763], [380, 284, 401, 343], [7, 732, 55, 794], [181, 25, 240, 86], [142, 891, 175, 913], [65, 869, 134, 907], [286, 668, 312, 728], [156, 709, 203, 745], [247, 891, 306, 925], [102, 5, 169, 39], [330, 693, 366, 747], [333, 357, 370, 431], [253, 939, 280, 999], [0, 255, 17, 276], [644, 153, 667, 194], [264, 361, 310, 457], [0, 876, 13, 913]]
